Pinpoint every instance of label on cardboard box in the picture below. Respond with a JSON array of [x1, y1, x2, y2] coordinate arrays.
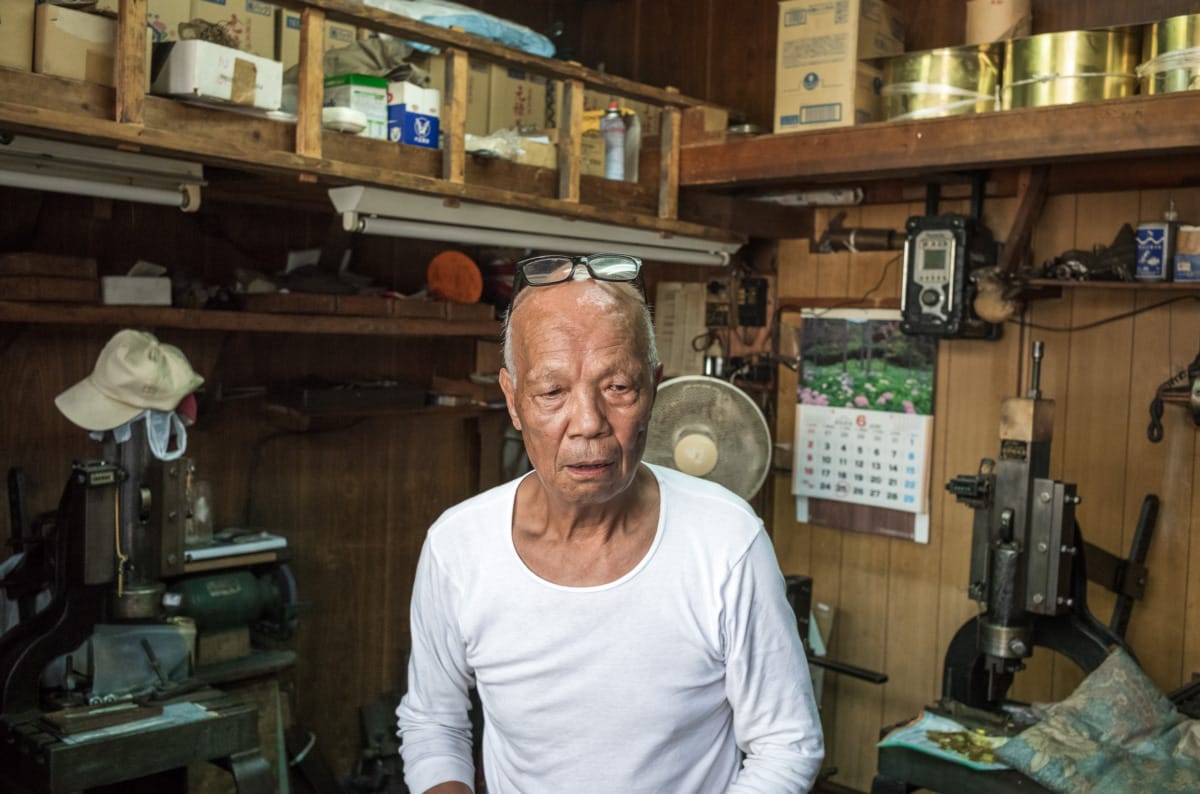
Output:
[[387, 82, 440, 148], [325, 73, 388, 140], [1174, 254, 1200, 282], [488, 64, 547, 133]]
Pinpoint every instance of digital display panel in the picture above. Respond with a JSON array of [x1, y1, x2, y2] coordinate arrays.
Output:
[[922, 248, 947, 270]]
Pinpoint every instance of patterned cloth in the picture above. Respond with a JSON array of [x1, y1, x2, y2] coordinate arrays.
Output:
[[997, 648, 1200, 793]]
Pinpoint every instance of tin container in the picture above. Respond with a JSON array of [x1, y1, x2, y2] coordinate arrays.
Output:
[[1139, 14, 1200, 94], [882, 45, 1002, 121], [1002, 27, 1140, 109]]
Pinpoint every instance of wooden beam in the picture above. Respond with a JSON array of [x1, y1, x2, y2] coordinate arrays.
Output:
[[557, 79, 583, 203], [680, 93, 1200, 189], [677, 192, 815, 240], [0, 300, 501, 337], [998, 166, 1049, 276], [115, 0, 147, 125], [442, 48, 467, 184], [291, 0, 725, 111], [658, 107, 680, 220], [0, 72, 739, 243], [296, 7, 325, 159]]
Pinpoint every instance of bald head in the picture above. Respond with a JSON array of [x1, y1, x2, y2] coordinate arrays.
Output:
[[502, 279, 659, 387]]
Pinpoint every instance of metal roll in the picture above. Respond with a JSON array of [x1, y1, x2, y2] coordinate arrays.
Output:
[[881, 44, 1001, 121], [1003, 27, 1141, 109], [1139, 14, 1200, 95]]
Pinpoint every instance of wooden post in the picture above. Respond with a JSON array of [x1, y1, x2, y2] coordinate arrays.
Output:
[[658, 106, 681, 220], [557, 79, 583, 203], [115, 0, 147, 125], [296, 7, 326, 160], [443, 48, 468, 184]]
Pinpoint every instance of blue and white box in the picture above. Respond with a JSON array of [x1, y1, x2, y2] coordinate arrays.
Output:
[[387, 82, 441, 149], [1136, 222, 1174, 282], [1175, 226, 1200, 282]]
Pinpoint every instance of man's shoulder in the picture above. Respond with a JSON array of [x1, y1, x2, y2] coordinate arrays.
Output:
[[426, 476, 521, 548], [651, 463, 758, 520], [650, 464, 763, 546]]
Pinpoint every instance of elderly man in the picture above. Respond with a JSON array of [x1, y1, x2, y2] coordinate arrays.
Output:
[[397, 253, 823, 793]]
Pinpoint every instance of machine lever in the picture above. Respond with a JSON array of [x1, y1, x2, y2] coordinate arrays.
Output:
[[1108, 494, 1158, 640]]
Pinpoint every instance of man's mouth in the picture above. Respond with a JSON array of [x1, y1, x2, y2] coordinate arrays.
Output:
[[567, 461, 611, 471]]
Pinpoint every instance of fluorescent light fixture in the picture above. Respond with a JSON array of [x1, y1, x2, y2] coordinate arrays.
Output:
[[0, 135, 204, 211], [329, 186, 742, 266]]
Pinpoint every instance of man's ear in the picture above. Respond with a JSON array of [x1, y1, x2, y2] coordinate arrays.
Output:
[[499, 367, 521, 431], [654, 364, 664, 388]]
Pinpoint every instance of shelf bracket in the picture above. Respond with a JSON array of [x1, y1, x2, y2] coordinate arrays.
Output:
[[998, 165, 1049, 277]]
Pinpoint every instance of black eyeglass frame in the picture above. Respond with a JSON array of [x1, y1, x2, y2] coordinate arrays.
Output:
[[510, 253, 646, 304]]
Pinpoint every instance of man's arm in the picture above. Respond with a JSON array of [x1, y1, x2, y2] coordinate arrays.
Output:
[[722, 529, 825, 793], [396, 535, 477, 793]]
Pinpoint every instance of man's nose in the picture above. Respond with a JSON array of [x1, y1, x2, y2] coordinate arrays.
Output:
[[567, 390, 608, 437]]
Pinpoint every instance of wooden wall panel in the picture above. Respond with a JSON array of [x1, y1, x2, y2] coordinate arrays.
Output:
[[773, 187, 1200, 788], [636, 0, 711, 99]]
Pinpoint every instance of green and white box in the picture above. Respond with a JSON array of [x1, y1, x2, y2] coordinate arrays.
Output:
[[324, 73, 388, 140]]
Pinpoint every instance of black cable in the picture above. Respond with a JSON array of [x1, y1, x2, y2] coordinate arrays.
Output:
[[799, 254, 901, 318], [1009, 294, 1200, 333]]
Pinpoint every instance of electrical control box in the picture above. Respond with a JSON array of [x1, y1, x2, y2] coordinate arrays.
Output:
[[900, 213, 1001, 339]]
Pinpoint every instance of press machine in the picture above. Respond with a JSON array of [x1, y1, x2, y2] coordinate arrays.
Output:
[[0, 423, 297, 793], [872, 341, 1157, 793]]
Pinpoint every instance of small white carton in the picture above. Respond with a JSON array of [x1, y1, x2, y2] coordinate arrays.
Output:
[[151, 39, 282, 110]]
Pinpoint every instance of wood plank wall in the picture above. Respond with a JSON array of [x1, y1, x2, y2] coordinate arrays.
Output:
[[0, 190, 491, 775], [772, 191, 1200, 791]]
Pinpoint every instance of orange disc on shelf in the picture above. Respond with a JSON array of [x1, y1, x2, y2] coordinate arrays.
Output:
[[427, 250, 483, 304]]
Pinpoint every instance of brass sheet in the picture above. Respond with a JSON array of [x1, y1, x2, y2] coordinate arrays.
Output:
[[882, 45, 1001, 121], [1003, 27, 1140, 109], [1140, 14, 1200, 94]]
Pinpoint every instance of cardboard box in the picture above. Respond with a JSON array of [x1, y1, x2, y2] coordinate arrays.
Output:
[[188, 0, 276, 60], [422, 53, 490, 136], [774, 0, 904, 132], [152, 39, 283, 110], [324, 73, 388, 140], [488, 64, 547, 133], [101, 276, 171, 306], [34, 5, 115, 86], [93, 0, 189, 42], [387, 81, 440, 148], [0, 0, 35, 71], [275, 10, 358, 70], [512, 132, 604, 178]]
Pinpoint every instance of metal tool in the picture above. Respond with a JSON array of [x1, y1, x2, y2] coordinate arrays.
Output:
[[941, 341, 1157, 708]]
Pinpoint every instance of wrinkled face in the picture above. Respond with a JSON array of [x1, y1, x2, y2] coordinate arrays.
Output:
[[500, 279, 657, 506]]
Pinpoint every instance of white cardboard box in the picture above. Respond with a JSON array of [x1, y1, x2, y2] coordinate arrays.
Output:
[[101, 276, 172, 306], [152, 39, 283, 110]]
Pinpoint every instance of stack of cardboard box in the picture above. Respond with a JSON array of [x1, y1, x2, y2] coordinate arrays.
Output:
[[773, 0, 906, 132]]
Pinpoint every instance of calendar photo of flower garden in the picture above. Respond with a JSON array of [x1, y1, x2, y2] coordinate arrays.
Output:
[[798, 315, 936, 416]]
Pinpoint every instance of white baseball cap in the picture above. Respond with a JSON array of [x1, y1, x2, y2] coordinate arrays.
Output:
[[55, 329, 204, 431]]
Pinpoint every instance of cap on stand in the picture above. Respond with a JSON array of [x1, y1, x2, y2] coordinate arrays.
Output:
[[54, 329, 204, 431]]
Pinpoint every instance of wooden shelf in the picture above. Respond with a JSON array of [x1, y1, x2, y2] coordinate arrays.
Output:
[[1025, 278, 1200, 290], [0, 301, 501, 337], [680, 92, 1200, 192]]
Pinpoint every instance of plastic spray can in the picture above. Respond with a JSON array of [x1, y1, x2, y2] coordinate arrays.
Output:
[[600, 101, 625, 181]]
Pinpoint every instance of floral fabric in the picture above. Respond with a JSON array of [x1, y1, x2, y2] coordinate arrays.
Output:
[[997, 648, 1200, 793]]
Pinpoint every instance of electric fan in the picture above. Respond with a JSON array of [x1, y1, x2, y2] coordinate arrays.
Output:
[[644, 376, 772, 500]]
